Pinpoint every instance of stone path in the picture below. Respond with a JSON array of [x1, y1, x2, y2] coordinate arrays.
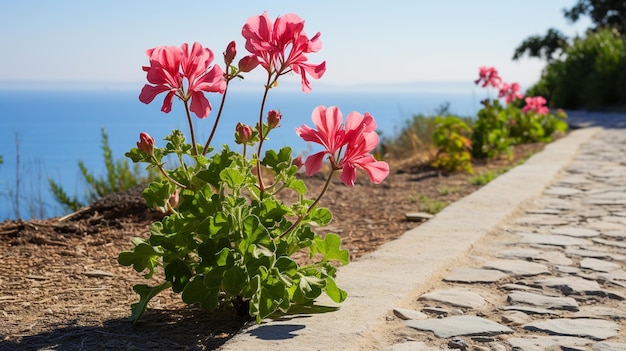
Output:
[[387, 127, 626, 350]]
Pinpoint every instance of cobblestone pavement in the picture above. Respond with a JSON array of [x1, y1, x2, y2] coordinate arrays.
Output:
[[386, 122, 626, 350]]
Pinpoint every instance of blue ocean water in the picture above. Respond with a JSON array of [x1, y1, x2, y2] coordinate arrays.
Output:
[[0, 86, 480, 220]]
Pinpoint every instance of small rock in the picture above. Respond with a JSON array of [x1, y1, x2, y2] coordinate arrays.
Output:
[[393, 308, 428, 320], [419, 288, 486, 309], [448, 337, 469, 350], [405, 212, 434, 221]]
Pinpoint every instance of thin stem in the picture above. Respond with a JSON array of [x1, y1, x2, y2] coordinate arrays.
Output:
[[203, 79, 231, 155], [155, 163, 187, 189], [277, 167, 336, 240], [255, 73, 274, 198], [183, 99, 198, 156]]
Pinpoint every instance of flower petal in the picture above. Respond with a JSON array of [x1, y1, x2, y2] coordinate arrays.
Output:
[[304, 151, 326, 176]]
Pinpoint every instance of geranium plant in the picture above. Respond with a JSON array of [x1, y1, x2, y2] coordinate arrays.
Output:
[[471, 66, 567, 159], [118, 12, 389, 323]]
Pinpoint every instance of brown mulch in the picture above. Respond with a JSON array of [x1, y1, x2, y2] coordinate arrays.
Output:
[[0, 143, 543, 351]]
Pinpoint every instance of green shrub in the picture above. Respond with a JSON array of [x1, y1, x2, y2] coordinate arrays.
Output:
[[528, 28, 626, 109], [431, 116, 474, 174], [471, 99, 514, 160], [49, 127, 156, 212]]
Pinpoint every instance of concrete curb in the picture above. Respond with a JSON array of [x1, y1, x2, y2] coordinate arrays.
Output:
[[219, 127, 602, 351]]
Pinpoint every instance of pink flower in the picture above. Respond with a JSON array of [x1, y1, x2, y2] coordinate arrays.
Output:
[[498, 82, 524, 103], [522, 96, 550, 115], [295, 106, 389, 186], [139, 42, 226, 119], [474, 66, 502, 88], [137, 132, 155, 154], [241, 12, 326, 93]]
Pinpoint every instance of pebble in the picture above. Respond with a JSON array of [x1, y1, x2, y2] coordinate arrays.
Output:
[[387, 127, 626, 350]]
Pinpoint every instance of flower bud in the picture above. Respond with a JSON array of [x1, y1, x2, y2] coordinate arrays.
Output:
[[292, 155, 304, 170], [137, 132, 155, 154], [238, 55, 259, 73], [267, 109, 282, 130], [224, 41, 236, 66], [236, 122, 253, 144], [168, 188, 180, 209]]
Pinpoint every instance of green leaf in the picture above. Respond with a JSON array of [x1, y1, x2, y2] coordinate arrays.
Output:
[[261, 147, 293, 169], [164, 258, 192, 293], [324, 276, 348, 303], [220, 168, 245, 189], [314, 233, 349, 265], [128, 282, 171, 323], [249, 276, 289, 323], [182, 275, 219, 311], [118, 242, 163, 278], [285, 177, 307, 195], [308, 207, 332, 226], [142, 180, 172, 209], [222, 265, 248, 296]]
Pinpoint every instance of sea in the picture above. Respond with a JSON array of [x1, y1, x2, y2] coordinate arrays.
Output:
[[0, 82, 483, 220]]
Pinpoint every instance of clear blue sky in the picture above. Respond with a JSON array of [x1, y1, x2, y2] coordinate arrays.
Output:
[[0, 1, 590, 90]]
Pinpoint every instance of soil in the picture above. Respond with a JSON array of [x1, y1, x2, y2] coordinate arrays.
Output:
[[0, 143, 544, 351]]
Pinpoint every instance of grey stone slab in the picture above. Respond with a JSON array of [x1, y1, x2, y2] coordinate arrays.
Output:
[[526, 208, 562, 215], [545, 186, 582, 196], [405, 315, 513, 338], [501, 305, 559, 315], [418, 288, 486, 309], [392, 308, 428, 320], [534, 276, 603, 296], [482, 259, 550, 276], [497, 248, 573, 265], [507, 291, 579, 311], [602, 231, 626, 239], [516, 216, 572, 226], [592, 237, 626, 249], [593, 342, 626, 351], [507, 336, 593, 351], [613, 211, 626, 217], [573, 306, 626, 320], [523, 318, 619, 340], [565, 248, 612, 259], [519, 233, 593, 247], [501, 310, 531, 325], [443, 267, 508, 283], [587, 221, 626, 232], [580, 258, 622, 272], [551, 227, 600, 238], [602, 216, 626, 225]]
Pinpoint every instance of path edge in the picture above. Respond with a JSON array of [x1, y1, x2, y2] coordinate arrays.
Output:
[[219, 127, 601, 351]]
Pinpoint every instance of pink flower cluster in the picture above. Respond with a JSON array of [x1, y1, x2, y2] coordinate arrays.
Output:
[[522, 96, 549, 115], [137, 12, 389, 187], [474, 66, 549, 114], [241, 12, 326, 93], [139, 43, 226, 119], [296, 106, 389, 187]]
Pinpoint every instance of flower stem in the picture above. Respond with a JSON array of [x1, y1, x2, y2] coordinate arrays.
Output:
[[183, 99, 198, 156], [203, 78, 231, 155], [277, 167, 335, 240], [255, 73, 274, 198]]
